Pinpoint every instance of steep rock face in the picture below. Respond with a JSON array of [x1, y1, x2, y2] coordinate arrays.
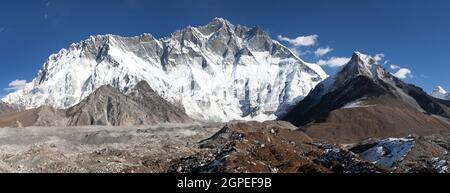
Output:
[[66, 81, 192, 126], [0, 102, 19, 115], [127, 81, 192, 122], [65, 85, 147, 126], [282, 52, 450, 143], [2, 18, 327, 122]]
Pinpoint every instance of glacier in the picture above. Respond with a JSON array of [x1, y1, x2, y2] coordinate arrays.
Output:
[[2, 18, 327, 122]]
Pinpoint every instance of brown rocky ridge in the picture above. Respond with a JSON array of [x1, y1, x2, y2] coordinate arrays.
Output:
[[170, 121, 386, 173]]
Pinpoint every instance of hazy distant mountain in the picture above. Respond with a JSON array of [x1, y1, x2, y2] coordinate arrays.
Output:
[[431, 86, 450, 100], [2, 18, 327, 122]]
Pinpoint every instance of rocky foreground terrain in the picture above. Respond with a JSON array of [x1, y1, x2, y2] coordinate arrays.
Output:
[[0, 123, 222, 173], [0, 121, 447, 173]]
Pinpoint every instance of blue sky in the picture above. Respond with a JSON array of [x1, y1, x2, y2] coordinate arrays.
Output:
[[0, 0, 449, 96]]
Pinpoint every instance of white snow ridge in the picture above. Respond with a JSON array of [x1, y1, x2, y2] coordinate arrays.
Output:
[[431, 86, 450, 100], [1, 18, 327, 122]]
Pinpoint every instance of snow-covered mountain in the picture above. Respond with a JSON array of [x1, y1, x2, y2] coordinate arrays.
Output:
[[281, 52, 450, 143], [2, 18, 327, 122], [431, 86, 450, 100]]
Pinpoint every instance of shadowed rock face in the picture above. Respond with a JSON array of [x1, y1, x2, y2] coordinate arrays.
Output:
[[431, 86, 450, 101], [281, 52, 450, 143], [66, 85, 146, 126], [127, 81, 191, 122], [0, 81, 192, 127]]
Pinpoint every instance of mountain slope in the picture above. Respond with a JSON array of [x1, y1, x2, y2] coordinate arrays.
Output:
[[0, 81, 192, 127], [172, 121, 385, 173], [0, 102, 19, 115], [281, 52, 450, 143], [127, 81, 191, 122], [431, 86, 450, 100], [66, 81, 192, 126], [0, 106, 66, 128], [65, 85, 148, 126], [2, 18, 327, 122]]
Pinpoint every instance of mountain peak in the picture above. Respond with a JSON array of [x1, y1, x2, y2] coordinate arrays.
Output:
[[212, 17, 230, 24], [132, 80, 155, 93], [351, 51, 378, 66], [66, 81, 192, 126], [335, 52, 385, 84], [282, 53, 450, 143], [434, 86, 447, 94], [91, 84, 119, 96], [3, 19, 327, 122], [431, 86, 449, 100], [211, 17, 237, 28], [205, 17, 233, 30]]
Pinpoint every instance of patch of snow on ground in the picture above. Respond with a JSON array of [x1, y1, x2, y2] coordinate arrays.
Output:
[[360, 137, 415, 169], [431, 157, 448, 173], [342, 98, 376, 109]]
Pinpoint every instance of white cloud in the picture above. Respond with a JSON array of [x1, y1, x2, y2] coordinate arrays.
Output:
[[314, 47, 334, 57], [44, 1, 52, 20], [317, 57, 351, 68], [390, 64, 400, 70], [277, 34, 318, 47], [5, 80, 28, 91], [373, 54, 385, 62], [393, 68, 412, 79], [0, 27, 4, 33], [290, 48, 309, 57]]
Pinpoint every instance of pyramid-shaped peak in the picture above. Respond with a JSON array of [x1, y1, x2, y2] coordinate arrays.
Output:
[[335, 52, 388, 83], [211, 17, 231, 24], [93, 84, 118, 94], [434, 86, 447, 94], [351, 51, 378, 65], [133, 80, 155, 93], [204, 17, 235, 29]]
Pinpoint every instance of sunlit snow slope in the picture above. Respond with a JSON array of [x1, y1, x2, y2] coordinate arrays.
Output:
[[2, 18, 327, 122]]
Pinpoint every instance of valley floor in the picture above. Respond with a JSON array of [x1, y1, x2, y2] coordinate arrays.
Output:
[[0, 122, 448, 173], [0, 123, 223, 173]]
